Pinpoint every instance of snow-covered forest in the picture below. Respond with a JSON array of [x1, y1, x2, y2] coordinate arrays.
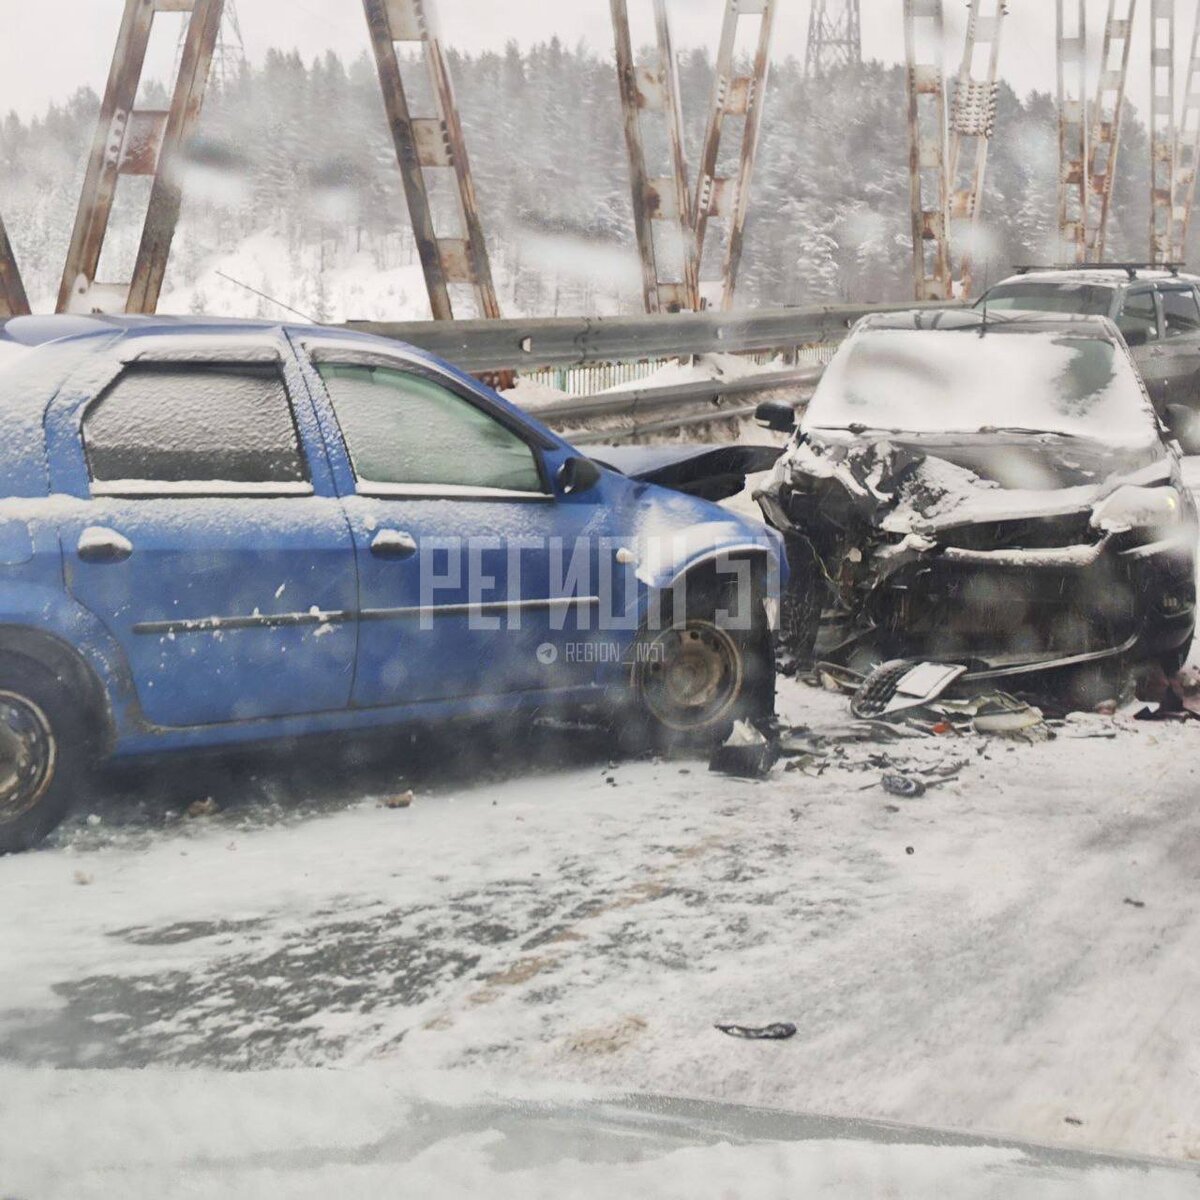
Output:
[[0, 41, 1170, 320]]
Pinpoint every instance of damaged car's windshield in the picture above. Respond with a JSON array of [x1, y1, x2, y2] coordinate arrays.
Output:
[[805, 329, 1157, 444], [978, 281, 1115, 315]]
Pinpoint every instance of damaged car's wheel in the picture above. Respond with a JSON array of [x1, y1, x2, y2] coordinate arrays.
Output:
[[623, 573, 774, 753], [1061, 658, 1128, 712], [779, 536, 826, 666]]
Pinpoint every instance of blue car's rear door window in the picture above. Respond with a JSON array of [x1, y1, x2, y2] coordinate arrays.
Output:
[[83, 363, 309, 486], [59, 354, 357, 726]]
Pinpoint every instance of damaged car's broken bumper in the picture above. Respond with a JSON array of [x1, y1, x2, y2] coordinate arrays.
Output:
[[859, 525, 1196, 677]]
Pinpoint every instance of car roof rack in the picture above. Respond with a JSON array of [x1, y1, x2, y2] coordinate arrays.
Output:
[[1012, 262, 1185, 280]]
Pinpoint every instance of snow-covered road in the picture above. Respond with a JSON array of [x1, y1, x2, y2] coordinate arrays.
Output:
[[3, 461, 1200, 1186], [1, 678, 1199, 1167]]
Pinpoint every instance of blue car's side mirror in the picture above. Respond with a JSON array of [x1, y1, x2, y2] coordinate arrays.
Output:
[[556, 456, 602, 496]]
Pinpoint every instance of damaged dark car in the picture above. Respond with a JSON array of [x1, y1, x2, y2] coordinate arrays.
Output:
[[754, 310, 1197, 693]]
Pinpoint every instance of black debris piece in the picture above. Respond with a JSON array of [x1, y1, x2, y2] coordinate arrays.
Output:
[[715, 1022, 797, 1041], [882, 773, 927, 798], [708, 720, 778, 779]]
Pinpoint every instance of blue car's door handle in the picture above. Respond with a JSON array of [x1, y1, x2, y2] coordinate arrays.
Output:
[[370, 529, 418, 560], [77, 526, 133, 564]]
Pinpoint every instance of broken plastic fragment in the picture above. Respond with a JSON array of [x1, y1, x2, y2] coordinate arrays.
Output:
[[708, 721, 776, 778], [851, 660, 968, 720]]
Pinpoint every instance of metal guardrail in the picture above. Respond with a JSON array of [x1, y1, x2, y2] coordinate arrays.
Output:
[[524, 365, 823, 424], [526, 365, 823, 445], [351, 299, 958, 443], [346, 300, 954, 373]]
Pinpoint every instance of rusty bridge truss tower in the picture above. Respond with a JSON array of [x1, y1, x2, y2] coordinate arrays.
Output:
[[0, 212, 30, 317], [1169, 0, 1200, 262], [805, 0, 862, 78], [362, 0, 501, 321], [1056, 0, 1090, 264], [1150, 0, 1178, 264], [612, 0, 775, 314], [692, 0, 776, 312], [948, 0, 1007, 296], [1086, 0, 1138, 263], [904, 0, 1007, 300], [611, 0, 699, 313], [57, 0, 227, 315], [904, 0, 952, 300]]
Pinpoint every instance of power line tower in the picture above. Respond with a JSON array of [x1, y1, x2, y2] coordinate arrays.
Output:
[[805, 0, 862, 77], [176, 0, 245, 88]]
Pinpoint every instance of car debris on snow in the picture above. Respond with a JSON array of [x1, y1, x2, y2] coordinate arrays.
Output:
[[850, 661, 968, 719], [715, 1022, 798, 1040], [881, 774, 927, 798], [708, 720, 778, 779]]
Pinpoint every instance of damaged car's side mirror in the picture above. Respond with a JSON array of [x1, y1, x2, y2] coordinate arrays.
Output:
[[556, 456, 602, 496], [1165, 403, 1200, 453], [755, 400, 797, 435]]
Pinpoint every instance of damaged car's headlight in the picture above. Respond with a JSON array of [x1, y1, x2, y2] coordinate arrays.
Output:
[[1090, 485, 1186, 536]]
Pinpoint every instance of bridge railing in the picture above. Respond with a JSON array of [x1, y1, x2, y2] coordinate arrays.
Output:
[[345, 299, 958, 442]]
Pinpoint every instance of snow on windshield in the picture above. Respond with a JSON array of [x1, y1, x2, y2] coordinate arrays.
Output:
[[804, 329, 1156, 444], [980, 281, 1114, 316]]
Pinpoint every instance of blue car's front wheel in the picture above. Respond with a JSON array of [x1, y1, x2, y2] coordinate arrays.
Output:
[[626, 572, 775, 750], [636, 620, 746, 735]]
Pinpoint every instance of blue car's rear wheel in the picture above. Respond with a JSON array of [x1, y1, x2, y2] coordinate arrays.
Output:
[[0, 656, 89, 854]]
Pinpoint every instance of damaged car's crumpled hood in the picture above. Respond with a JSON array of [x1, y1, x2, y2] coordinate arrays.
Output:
[[762, 430, 1172, 537]]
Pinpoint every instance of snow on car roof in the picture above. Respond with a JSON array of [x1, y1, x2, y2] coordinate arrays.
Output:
[[997, 267, 1200, 287], [0, 315, 429, 498], [0, 312, 399, 350]]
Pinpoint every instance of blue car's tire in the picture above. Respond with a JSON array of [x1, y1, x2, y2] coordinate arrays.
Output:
[[0, 654, 90, 854], [624, 573, 775, 752]]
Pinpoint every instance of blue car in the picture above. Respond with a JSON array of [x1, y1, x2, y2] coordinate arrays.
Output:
[[0, 314, 785, 851]]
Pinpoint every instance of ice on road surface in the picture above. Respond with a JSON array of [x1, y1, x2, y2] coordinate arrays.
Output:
[[1, 678, 1199, 1170]]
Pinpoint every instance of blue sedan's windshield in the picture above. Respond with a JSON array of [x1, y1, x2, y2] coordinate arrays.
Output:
[[804, 329, 1158, 444]]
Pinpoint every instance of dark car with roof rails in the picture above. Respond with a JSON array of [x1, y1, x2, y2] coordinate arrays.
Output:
[[977, 263, 1200, 450]]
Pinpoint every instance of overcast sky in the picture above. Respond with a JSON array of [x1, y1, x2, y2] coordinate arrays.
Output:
[[0, 1, 1169, 122]]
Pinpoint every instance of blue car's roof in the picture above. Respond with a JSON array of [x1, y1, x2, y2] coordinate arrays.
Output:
[[0, 313, 558, 496], [0, 312, 413, 351]]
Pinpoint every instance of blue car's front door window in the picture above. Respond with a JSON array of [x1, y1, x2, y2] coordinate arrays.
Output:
[[313, 356, 621, 708], [61, 357, 357, 728], [317, 363, 545, 495]]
